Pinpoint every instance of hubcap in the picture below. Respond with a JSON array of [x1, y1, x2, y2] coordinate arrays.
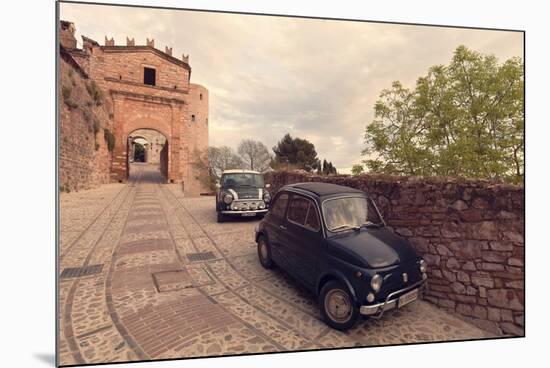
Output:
[[259, 240, 268, 262], [325, 289, 352, 323]]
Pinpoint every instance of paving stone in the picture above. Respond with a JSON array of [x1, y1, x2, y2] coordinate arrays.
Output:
[[59, 164, 496, 365]]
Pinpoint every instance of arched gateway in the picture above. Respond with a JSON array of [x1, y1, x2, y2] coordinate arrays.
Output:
[[64, 25, 209, 195]]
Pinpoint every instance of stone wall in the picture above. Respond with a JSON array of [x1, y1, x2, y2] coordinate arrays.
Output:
[[264, 171, 524, 336], [59, 52, 114, 192]]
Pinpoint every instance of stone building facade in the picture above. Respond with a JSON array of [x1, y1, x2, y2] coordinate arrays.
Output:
[[59, 20, 209, 195]]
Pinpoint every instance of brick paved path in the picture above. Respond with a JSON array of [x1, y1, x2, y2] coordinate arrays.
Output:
[[58, 163, 496, 365]]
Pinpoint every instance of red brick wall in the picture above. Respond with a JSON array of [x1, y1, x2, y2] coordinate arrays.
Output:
[[186, 84, 210, 195], [59, 20, 210, 194], [59, 57, 113, 192], [64, 33, 209, 194], [265, 171, 524, 336], [88, 47, 190, 91]]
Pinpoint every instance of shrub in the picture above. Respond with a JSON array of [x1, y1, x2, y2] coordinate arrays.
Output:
[[104, 128, 116, 152], [62, 85, 71, 100], [86, 81, 103, 106], [93, 119, 100, 136], [65, 99, 79, 110], [62, 85, 78, 109], [82, 109, 91, 123]]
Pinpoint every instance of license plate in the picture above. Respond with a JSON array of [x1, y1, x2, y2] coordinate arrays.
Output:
[[241, 213, 256, 217], [398, 289, 418, 308]]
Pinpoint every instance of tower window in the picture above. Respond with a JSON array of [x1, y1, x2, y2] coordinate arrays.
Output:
[[200, 93, 203, 100], [143, 67, 156, 86], [191, 115, 196, 122]]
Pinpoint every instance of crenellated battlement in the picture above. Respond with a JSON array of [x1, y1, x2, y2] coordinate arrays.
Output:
[[99, 34, 189, 63]]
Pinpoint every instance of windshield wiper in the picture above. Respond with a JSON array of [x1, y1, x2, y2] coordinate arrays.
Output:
[[361, 221, 383, 228], [330, 225, 355, 232]]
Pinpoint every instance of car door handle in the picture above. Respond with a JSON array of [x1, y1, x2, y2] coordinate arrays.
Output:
[[279, 225, 287, 230]]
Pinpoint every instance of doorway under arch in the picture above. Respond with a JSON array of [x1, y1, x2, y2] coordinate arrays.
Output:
[[127, 128, 169, 182]]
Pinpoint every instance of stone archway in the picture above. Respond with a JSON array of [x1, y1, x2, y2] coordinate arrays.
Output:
[[130, 136, 149, 163], [129, 129, 168, 165], [110, 91, 184, 184], [127, 128, 169, 181]]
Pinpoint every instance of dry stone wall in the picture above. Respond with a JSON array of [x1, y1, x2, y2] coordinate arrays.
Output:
[[265, 171, 524, 336]]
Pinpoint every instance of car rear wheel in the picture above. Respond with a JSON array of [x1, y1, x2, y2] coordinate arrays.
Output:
[[320, 280, 359, 331], [257, 236, 273, 269]]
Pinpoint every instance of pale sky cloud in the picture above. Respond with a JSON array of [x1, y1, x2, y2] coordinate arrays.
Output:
[[61, 3, 523, 172]]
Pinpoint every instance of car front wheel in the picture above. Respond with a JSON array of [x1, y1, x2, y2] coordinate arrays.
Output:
[[320, 280, 359, 331], [217, 212, 225, 223], [257, 236, 274, 269]]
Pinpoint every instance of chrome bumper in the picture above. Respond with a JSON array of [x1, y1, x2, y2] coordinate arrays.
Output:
[[221, 209, 268, 215], [360, 278, 426, 319]]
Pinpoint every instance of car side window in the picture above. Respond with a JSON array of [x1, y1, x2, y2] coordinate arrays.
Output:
[[305, 203, 320, 231], [287, 195, 320, 232], [288, 196, 309, 225], [270, 193, 289, 218]]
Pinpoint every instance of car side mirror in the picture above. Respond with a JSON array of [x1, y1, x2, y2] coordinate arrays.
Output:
[[265, 183, 271, 189], [215, 183, 221, 189]]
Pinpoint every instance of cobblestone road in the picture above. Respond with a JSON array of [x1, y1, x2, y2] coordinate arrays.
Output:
[[58, 164, 495, 365]]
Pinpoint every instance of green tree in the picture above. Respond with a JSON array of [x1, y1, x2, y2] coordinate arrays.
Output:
[[320, 159, 337, 175], [351, 164, 364, 176], [362, 45, 524, 183], [272, 133, 321, 172]]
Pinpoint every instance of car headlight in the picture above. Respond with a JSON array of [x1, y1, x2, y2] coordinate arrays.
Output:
[[420, 259, 427, 273], [371, 274, 383, 292], [223, 193, 233, 204], [263, 192, 271, 203]]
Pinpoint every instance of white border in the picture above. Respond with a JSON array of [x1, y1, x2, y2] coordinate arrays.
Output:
[[3, 1, 546, 368]]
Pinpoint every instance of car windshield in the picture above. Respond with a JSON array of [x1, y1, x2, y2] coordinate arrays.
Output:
[[322, 196, 385, 232], [222, 173, 264, 188]]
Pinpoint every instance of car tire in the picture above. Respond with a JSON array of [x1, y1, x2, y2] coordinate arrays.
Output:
[[319, 280, 359, 331], [257, 235, 274, 269], [217, 212, 225, 223]]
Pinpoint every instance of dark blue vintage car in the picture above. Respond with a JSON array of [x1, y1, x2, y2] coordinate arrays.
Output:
[[255, 182, 427, 330]]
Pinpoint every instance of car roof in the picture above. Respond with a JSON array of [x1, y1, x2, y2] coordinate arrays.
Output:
[[283, 182, 365, 197], [222, 169, 261, 174]]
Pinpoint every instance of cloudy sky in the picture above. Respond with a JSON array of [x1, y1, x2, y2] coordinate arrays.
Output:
[[60, 3, 523, 173]]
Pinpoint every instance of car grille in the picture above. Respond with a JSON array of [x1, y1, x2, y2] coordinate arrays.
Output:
[[379, 262, 422, 300], [231, 200, 265, 211], [235, 187, 260, 199]]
